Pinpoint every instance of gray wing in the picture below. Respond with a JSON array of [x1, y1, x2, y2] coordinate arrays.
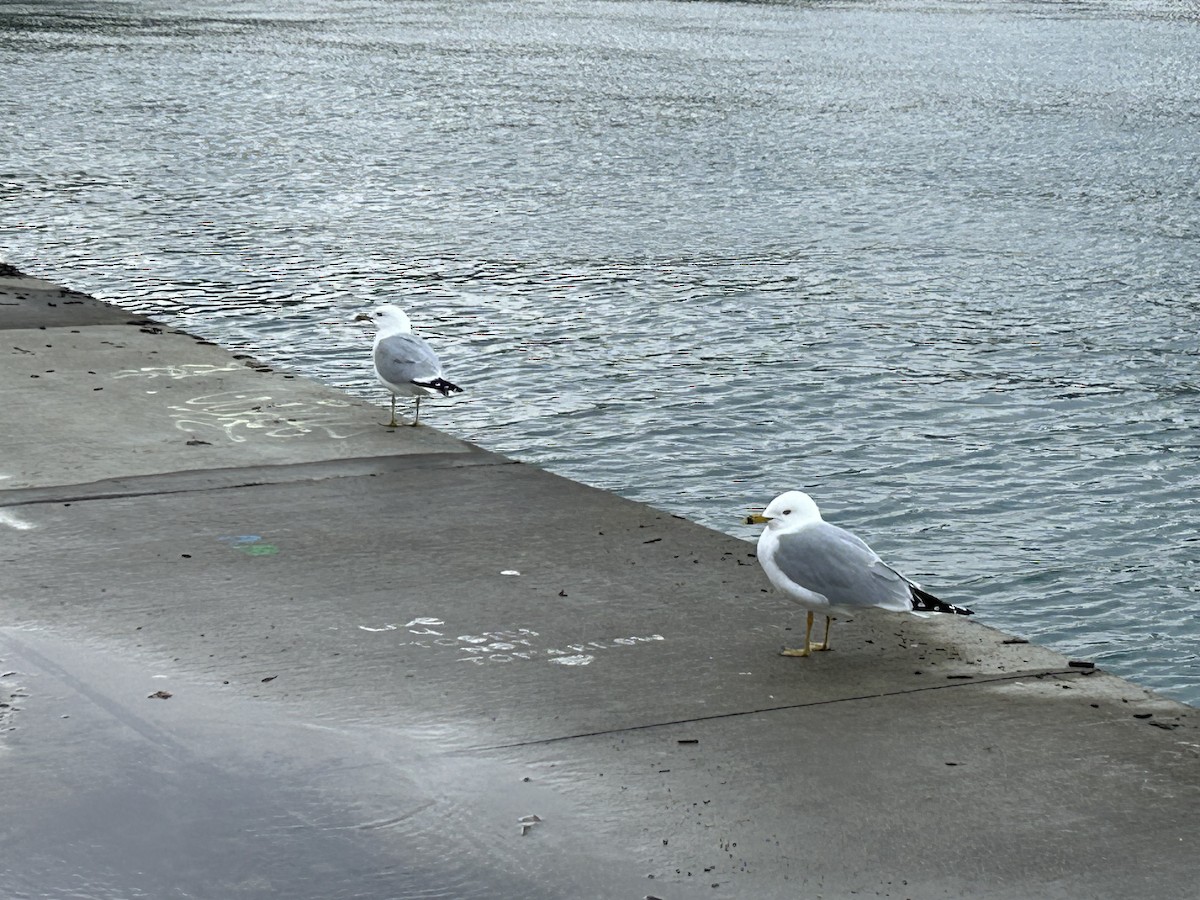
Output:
[[772, 522, 912, 613], [374, 333, 442, 385]]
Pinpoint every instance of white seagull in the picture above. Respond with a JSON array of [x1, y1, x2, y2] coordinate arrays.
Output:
[[746, 490, 972, 657], [355, 304, 463, 427]]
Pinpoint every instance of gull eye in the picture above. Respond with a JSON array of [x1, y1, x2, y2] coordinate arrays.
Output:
[[782, 509, 792, 515]]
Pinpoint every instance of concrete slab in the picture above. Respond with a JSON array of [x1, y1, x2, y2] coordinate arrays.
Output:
[[3, 458, 1197, 898], [0, 458, 1104, 738], [505, 684, 1198, 899], [1, 324, 471, 490]]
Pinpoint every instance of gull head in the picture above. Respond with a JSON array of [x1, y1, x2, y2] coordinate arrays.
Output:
[[354, 305, 412, 335], [745, 490, 823, 529]]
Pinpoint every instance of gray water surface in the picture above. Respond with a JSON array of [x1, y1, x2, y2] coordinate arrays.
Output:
[[2, 0, 1198, 704]]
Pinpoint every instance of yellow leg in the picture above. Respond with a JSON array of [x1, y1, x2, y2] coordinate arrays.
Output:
[[382, 394, 399, 428], [812, 616, 833, 652], [781, 610, 814, 657]]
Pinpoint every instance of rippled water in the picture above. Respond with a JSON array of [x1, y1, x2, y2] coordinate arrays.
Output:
[[2, 0, 1198, 704]]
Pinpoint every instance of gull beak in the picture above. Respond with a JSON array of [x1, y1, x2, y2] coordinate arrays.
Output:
[[745, 513, 771, 525], [353, 313, 372, 322]]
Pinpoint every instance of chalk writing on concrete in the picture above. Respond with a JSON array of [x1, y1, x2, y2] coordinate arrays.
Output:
[[168, 391, 364, 442], [113, 363, 243, 380], [354, 616, 664, 668]]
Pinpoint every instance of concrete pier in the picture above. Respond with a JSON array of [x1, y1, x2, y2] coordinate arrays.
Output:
[[2, 269, 1197, 899]]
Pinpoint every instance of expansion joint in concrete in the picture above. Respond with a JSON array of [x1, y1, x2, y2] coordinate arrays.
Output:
[[466, 667, 1092, 752], [0, 452, 517, 508]]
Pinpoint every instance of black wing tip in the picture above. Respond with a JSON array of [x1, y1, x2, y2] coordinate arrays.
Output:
[[413, 378, 464, 397], [910, 586, 974, 616]]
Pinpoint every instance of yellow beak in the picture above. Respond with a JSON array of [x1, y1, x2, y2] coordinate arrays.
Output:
[[354, 313, 372, 322], [744, 513, 772, 525]]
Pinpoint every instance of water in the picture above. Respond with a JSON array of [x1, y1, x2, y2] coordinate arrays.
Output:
[[2, 0, 1197, 705]]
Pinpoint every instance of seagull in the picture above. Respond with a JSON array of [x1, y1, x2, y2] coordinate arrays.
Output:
[[355, 304, 463, 427], [746, 490, 972, 657]]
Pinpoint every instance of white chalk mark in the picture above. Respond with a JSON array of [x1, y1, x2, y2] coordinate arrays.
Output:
[[113, 363, 243, 380], [169, 392, 364, 442]]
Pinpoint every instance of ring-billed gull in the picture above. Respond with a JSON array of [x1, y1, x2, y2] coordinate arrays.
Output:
[[746, 490, 973, 657], [355, 305, 462, 427]]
